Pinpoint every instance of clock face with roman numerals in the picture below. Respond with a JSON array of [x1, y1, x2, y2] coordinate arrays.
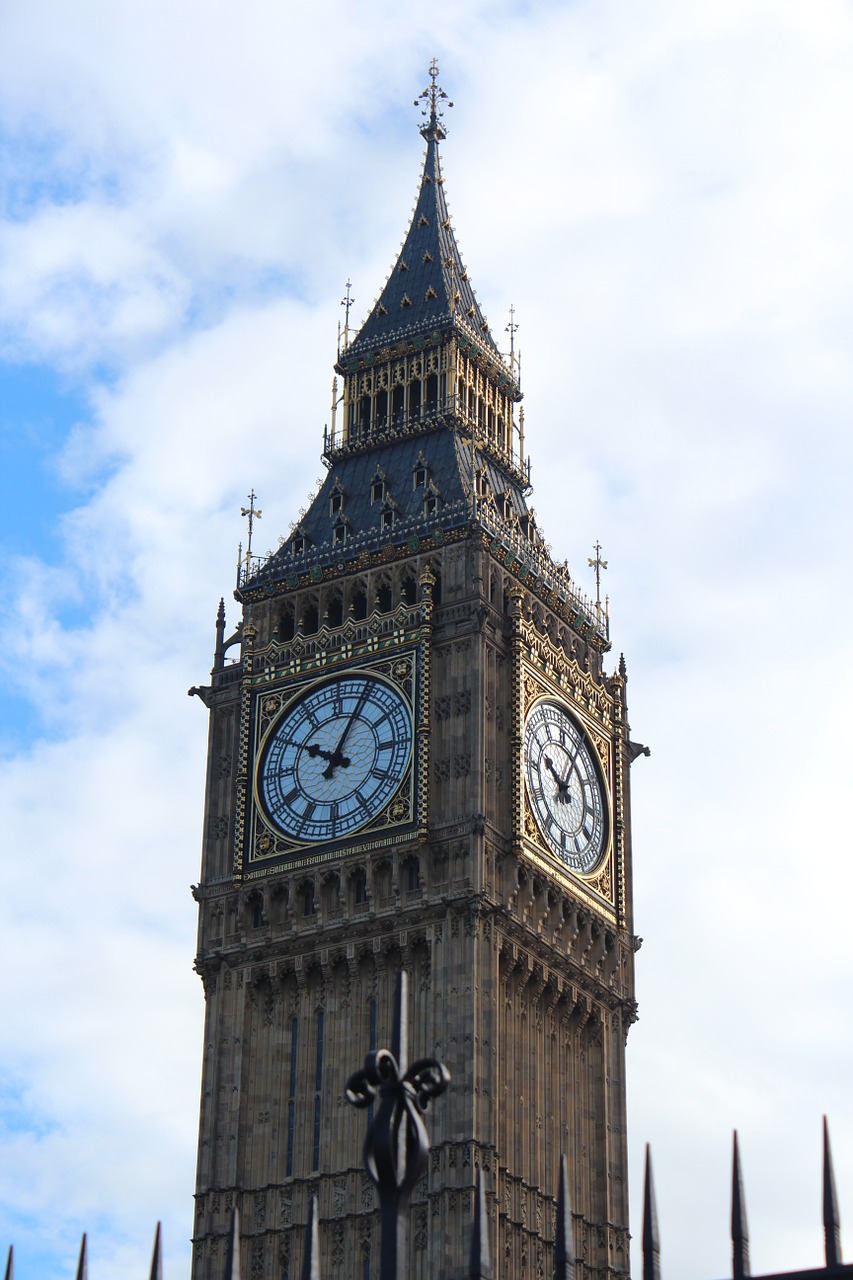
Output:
[[258, 673, 412, 843], [524, 700, 608, 875]]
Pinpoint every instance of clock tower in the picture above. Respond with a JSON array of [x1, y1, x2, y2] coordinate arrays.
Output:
[[190, 64, 641, 1280]]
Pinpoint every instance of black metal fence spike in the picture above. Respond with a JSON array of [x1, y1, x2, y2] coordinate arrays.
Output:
[[345, 968, 450, 1280], [75, 1233, 88, 1280], [148, 1221, 163, 1280], [554, 1153, 575, 1280], [224, 1207, 242, 1280], [823, 1116, 842, 1269], [732, 1131, 751, 1280], [301, 1197, 321, 1280], [4, 1244, 13, 1280], [642, 1144, 661, 1280], [469, 1168, 492, 1279]]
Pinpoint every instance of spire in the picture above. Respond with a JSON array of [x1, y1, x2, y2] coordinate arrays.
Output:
[[341, 62, 505, 367]]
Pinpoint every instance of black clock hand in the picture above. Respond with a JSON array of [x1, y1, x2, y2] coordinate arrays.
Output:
[[558, 743, 583, 793], [543, 755, 571, 803], [306, 743, 351, 766], [318, 684, 371, 779]]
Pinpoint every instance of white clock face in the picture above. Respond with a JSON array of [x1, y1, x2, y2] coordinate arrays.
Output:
[[524, 701, 608, 874], [258, 673, 412, 843]]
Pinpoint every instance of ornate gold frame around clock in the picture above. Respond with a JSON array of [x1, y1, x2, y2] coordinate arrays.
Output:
[[510, 602, 623, 919], [236, 645, 426, 877]]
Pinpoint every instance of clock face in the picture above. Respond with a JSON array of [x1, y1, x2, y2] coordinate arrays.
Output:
[[524, 700, 608, 874], [258, 673, 412, 843]]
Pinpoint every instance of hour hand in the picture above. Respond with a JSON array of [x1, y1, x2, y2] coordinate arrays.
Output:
[[306, 743, 351, 776], [544, 755, 570, 802]]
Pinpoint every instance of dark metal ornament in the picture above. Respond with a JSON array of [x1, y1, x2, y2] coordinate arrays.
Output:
[[345, 971, 450, 1280]]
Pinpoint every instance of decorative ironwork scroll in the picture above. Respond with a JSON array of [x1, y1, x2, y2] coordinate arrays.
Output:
[[345, 970, 450, 1280]]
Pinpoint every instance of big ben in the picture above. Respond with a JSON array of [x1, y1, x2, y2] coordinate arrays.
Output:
[[190, 63, 641, 1280]]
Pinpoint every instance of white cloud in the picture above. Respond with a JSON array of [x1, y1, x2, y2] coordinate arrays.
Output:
[[1, 0, 853, 1276]]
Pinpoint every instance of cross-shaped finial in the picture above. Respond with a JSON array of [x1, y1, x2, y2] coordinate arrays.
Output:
[[340, 279, 354, 351], [506, 303, 519, 375], [588, 540, 608, 606], [415, 59, 453, 140], [240, 490, 262, 573]]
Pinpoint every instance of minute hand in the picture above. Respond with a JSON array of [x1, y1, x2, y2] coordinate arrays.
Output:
[[322, 685, 371, 779], [559, 742, 583, 792]]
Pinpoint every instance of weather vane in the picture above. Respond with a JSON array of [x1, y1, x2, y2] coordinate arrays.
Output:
[[415, 58, 452, 139], [588, 540, 608, 608], [240, 489, 262, 574]]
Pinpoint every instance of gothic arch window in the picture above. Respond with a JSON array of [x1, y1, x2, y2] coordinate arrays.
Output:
[[302, 597, 319, 636], [423, 479, 442, 519], [357, 395, 370, 438], [332, 518, 349, 547], [402, 855, 420, 896], [280, 603, 296, 641], [375, 577, 393, 613], [401, 574, 417, 606], [270, 883, 289, 926], [320, 872, 341, 919], [247, 889, 264, 930], [379, 499, 398, 532], [374, 859, 393, 904], [374, 388, 388, 431], [300, 880, 316, 916], [370, 470, 387, 504], [392, 383, 405, 426], [350, 866, 368, 911], [349, 584, 368, 621], [329, 481, 345, 517], [325, 587, 344, 629]]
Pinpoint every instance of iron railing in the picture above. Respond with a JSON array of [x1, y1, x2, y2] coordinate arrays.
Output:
[[4, 975, 849, 1279]]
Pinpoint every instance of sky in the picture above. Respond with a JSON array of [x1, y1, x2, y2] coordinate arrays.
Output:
[[1, 0, 852, 1276]]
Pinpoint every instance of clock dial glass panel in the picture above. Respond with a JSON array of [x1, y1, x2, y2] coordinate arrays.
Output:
[[524, 700, 608, 874], [259, 674, 412, 843]]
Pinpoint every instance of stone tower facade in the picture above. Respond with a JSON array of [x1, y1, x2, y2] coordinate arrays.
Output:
[[190, 66, 641, 1280]]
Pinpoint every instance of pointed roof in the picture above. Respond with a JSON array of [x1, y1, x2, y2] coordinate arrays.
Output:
[[341, 63, 502, 366]]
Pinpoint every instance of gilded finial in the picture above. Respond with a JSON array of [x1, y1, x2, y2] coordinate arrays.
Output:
[[506, 303, 519, 372], [588, 540, 608, 612], [239, 490, 262, 583], [339, 279, 354, 354], [415, 58, 452, 141]]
